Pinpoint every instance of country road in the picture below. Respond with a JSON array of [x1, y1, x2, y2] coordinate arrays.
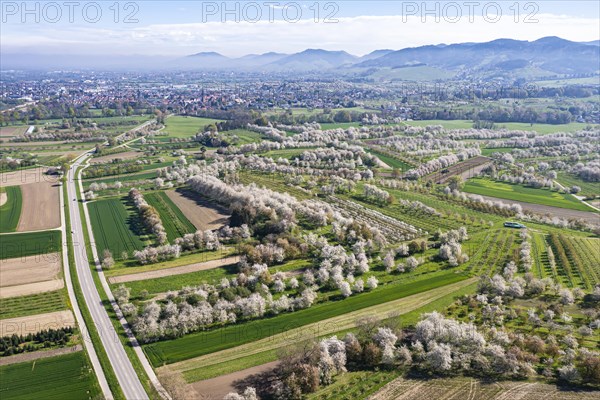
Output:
[[67, 155, 149, 400]]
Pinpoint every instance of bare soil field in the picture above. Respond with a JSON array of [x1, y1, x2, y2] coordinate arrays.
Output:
[[108, 255, 240, 284], [166, 189, 229, 231], [90, 151, 142, 164], [0, 168, 60, 187], [17, 181, 61, 231], [432, 156, 492, 184], [0, 344, 82, 366], [0, 126, 26, 137], [0, 310, 75, 336], [370, 376, 600, 400], [0, 192, 6, 206], [0, 253, 61, 286], [476, 194, 600, 226], [0, 280, 64, 299], [187, 361, 279, 400]]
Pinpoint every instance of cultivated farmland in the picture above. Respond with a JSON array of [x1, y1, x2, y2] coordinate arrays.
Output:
[[17, 182, 60, 232], [145, 272, 470, 367], [164, 189, 229, 231], [0, 252, 63, 298], [88, 197, 146, 256], [0, 351, 100, 400], [145, 191, 196, 242], [163, 115, 223, 138], [0, 230, 61, 260], [370, 376, 600, 400], [0, 186, 22, 232], [0, 289, 68, 320], [464, 178, 595, 212], [0, 310, 74, 336]]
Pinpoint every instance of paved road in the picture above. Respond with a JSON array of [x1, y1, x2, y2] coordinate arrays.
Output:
[[67, 156, 148, 400]]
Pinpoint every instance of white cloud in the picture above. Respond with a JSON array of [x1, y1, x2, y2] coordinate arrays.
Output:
[[2, 14, 598, 56]]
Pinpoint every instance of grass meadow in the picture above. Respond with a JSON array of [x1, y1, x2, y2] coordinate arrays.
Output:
[[463, 178, 595, 211]]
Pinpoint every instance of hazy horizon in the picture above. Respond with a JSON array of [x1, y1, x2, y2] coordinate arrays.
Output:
[[2, 1, 599, 58]]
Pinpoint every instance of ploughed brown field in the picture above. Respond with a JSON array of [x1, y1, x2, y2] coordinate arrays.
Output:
[[17, 181, 60, 232], [0, 168, 60, 187], [165, 189, 229, 231], [0, 310, 75, 336], [0, 252, 63, 298], [0, 126, 26, 138]]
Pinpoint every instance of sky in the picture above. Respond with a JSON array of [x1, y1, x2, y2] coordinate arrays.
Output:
[[1, 1, 599, 57]]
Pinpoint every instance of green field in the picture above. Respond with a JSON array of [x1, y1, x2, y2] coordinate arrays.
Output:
[[0, 351, 100, 400], [463, 178, 595, 212], [403, 119, 593, 134], [556, 172, 599, 198], [120, 262, 239, 298], [83, 171, 159, 188], [88, 198, 146, 257], [105, 247, 233, 277], [224, 129, 263, 144], [180, 280, 477, 383], [164, 116, 223, 138], [320, 122, 361, 130], [0, 230, 61, 260], [0, 186, 22, 232], [365, 149, 413, 171], [0, 289, 68, 319], [143, 271, 468, 366], [145, 191, 196, 242]]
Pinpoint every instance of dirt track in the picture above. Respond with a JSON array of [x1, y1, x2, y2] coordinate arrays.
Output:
[[17, 181, 61, 231], [0, 310, 75, 336], [108, 255, 240, 284], [475, 194, 600, 226], [166, 189, 229, 231], [0, 344, 83, 366], [188, 361, 279, 400], [0, 192, 6, 206]]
